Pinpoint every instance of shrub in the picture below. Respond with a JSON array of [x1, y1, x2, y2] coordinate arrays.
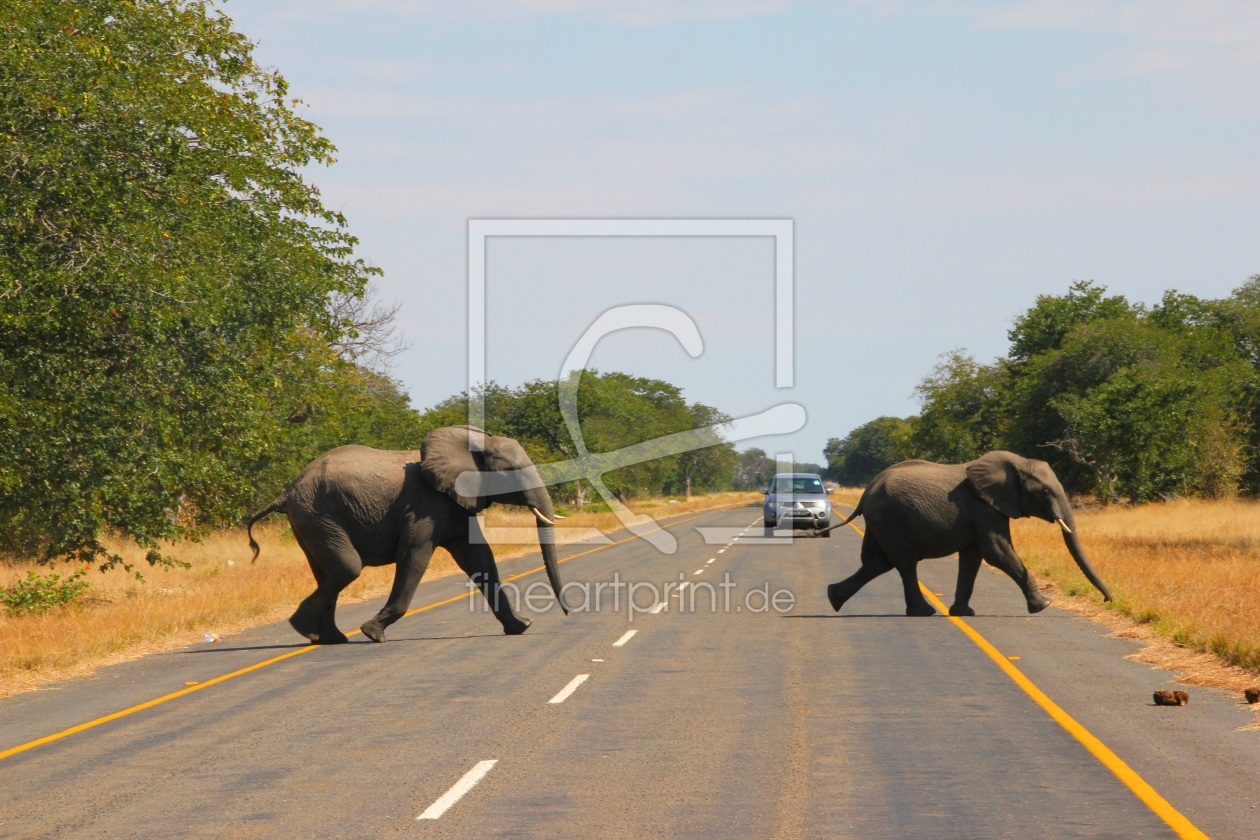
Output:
[[1, 569, 91, 616]]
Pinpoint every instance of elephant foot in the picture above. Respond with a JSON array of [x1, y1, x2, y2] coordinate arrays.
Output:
[[315, 631, 350, 645], [826, 583, 850, 612], [1027, 597, 1051, 614], [289, 613, 320, 642], [502, 616, 532, 636], [949, 603, 976, 617], [360, 619, 387, 643], [906, 602, 937, 617]]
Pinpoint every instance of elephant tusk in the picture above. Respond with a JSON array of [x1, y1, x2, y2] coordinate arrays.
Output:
[[530, 506, 556, 527], [1056, 518, 1073, 535]]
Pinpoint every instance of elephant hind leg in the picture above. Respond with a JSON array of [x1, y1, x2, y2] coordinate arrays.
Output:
[[291, 525, 363, 644], [858, 528, 936, 616], [827, 533, 894, 613]]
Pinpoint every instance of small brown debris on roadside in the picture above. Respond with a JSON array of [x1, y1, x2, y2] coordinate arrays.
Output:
[[1154, 689, 1189, 706], [1245, 687, 1260, 704]]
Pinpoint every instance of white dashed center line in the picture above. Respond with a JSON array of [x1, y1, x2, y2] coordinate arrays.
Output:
[[613, 629, 637, 647], [549, 674, 590, 705], [417, 760, 498, 820]]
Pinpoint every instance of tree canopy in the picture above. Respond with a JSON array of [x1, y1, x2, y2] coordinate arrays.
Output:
[[824, 416, 916, 486], [418, 371, 740, 506], [0, 0, 418, 567]]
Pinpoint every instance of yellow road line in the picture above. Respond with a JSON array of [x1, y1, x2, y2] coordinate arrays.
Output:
[[837, 517, 1207, 840], [0, 505, 739, 763], [0, 646, 317, 761]]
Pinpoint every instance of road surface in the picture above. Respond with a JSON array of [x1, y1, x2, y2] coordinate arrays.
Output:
[[1, 504, 1257, 838]]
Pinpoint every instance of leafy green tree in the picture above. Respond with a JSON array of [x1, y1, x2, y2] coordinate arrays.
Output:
[[1051, 366, 1243, 502], [824, 416, 916, 485], [671, 403, 737, 498], [911, 351, 1006, 463], [1014, 317, 1251, 501], [1178, 277, 1260, 491], [1007, 280, 1138, 362], [566, 371, 691, 501], [0, 1, 376, 567], [412, 371, 742, 506], [733, 448, 776, 490]]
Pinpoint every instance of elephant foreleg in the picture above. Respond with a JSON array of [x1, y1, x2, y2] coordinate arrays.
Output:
[[448, 518, 532, 635], [950, 546, 982, 616], [361, 541, 435, 643], [979, 527, 1050, 614]]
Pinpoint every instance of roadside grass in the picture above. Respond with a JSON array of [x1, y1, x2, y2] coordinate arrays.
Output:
[[1012, 500, 1260, 669], [830, 488, 864, 509], [0, 491, 758, 698], [1013, 500, 1260, 690]]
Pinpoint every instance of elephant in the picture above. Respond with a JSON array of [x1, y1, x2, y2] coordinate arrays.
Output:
[[817, 451, 1113, 617], [247, 425, 567, 644]]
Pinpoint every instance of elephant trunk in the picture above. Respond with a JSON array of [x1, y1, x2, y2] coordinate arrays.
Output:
[[1059, 512, 1113, 602], [522, 470, 569, 615]]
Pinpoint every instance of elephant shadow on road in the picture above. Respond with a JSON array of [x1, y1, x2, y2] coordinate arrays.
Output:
[[177, 631, 513, 656], [781, 612, 1074, 620]]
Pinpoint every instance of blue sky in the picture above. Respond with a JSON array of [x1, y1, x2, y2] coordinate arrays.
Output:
[[223, 0, 1260, 463]]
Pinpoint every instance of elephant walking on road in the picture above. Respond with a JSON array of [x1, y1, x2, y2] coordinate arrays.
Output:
[[248, 425, 567, 644], [817, 451, 1112, 617]]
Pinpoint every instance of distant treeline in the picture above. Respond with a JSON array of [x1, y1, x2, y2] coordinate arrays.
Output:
[[826, 279, 1260, 503], [419, 372, 739, 507]]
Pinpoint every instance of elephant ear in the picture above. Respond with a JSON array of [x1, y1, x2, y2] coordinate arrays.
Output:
[[965, 451, 1025, 519], [420, 425, 490, 512]]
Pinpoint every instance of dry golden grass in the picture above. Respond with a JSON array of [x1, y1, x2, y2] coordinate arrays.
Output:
[[1013, 499, 1260, 719], [830, 488, 864, 508], [0, 492, 757, 697]]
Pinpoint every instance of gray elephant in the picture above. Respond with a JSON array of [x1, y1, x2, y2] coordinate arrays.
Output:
[[248, 425, 567, 644], [818, 451, 1112, 617]]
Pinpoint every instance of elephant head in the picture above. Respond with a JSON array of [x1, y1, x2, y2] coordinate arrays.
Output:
[[420, 425, 569, 613], [965, 451, 1113, 602]]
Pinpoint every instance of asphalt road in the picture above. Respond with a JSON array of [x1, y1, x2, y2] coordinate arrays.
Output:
[[1, 504, 1257, 839]]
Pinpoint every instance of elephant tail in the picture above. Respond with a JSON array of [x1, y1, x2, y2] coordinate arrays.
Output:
[[814, 497, 864, 537], [246, 496, 288, 563]]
